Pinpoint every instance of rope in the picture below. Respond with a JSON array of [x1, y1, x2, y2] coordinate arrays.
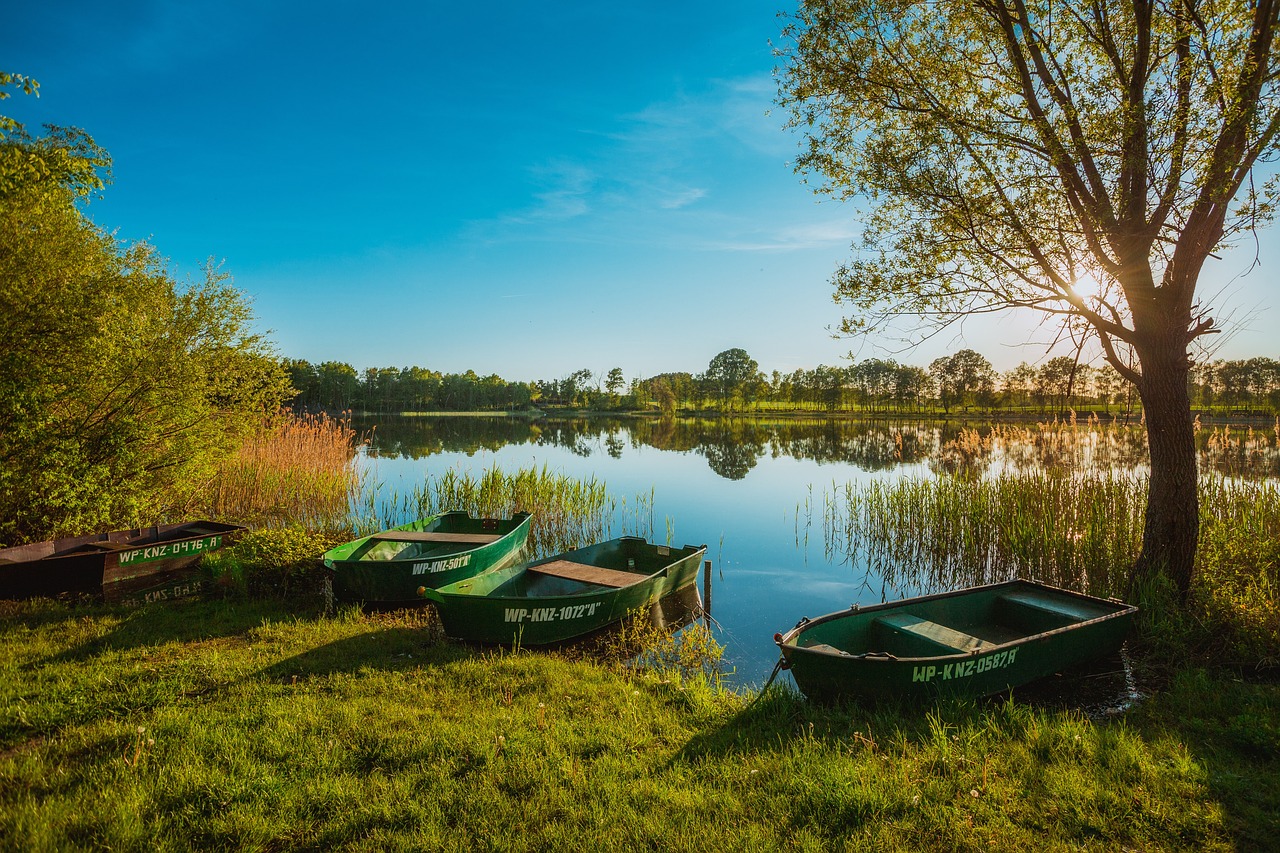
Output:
[[744, 656, 788, 710]]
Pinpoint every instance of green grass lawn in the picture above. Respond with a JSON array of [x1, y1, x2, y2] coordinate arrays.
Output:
[[1, 595, 1276, 852]]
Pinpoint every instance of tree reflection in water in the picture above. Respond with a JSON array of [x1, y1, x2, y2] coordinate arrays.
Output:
[[354, 414, 1280, 481], [349, 413, 1280, 684]]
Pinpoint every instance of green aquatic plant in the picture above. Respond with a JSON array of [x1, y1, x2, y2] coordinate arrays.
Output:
[[354, 463, 655, 559], [820, 470, 1145, 597], [817, 470, 1280, 665]]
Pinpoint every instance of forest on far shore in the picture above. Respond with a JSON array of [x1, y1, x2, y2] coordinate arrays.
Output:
[[284, 348, 1280, 417]]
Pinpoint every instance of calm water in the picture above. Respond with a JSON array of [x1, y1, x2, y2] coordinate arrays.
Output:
[[353, 415, 1278, 688]]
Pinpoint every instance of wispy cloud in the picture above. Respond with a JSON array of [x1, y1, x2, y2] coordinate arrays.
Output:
[[613, 74, 789, 158], [502, 161, 597, 224], [655, 185, 708, 210], [703, 220, 861, 252], [470, 73, 816, 249]]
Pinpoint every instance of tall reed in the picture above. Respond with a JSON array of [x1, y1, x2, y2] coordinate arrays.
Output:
[[1200, 417, 1280, 477], [355, 463, 655, 558], [198, 412, 365, 531], [820, 468, 1280, 614], [821, 470, 1145, 596], [1194, 476, 1280, 662]]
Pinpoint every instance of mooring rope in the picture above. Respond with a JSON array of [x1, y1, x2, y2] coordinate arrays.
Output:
[[744, 656, 788, 710]]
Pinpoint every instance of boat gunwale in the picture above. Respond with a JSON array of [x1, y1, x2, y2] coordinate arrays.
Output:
[[0, 520, 247, 563], [430, 540, 708, 605], [776, 579, 1137, 666], [323, 510, 532, 567]]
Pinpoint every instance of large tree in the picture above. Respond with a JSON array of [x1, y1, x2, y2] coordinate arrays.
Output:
[[1, 78, 291, 544], [929, 349, 997, 412], [778, 1, 1280, 600], [704, 348, 762, 411]]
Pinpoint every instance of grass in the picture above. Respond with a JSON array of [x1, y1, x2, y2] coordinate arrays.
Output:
[[5, 420, 1277, 849], [1, 595, 1276, 851]]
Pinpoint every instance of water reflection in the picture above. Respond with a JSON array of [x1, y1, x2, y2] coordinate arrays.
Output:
[[356, 415, 1280, 480], [351, 413, 1280, 691], [1009, 643, 1146, 720]]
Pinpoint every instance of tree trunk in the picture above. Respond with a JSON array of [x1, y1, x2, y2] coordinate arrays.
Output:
[[1131, 345, 1199, 602]]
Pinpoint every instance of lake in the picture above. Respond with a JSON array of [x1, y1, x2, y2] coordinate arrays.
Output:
[[352, 414, 1279, 687]]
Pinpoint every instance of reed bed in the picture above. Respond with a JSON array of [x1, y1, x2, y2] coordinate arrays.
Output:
[[820, 470, 1146, 597], [355, 463, 655, 558], [931, 413, 1280, 479], [1194, 476, 1280, 663], [198, 412, 365, 531], [1200, 416, 1280, 477], [817, 466, 1280, 644]]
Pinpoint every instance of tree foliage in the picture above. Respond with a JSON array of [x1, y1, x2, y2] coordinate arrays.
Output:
[[779, 0, 1279, 356], [703, 348, 762, 411], [777, 1, 1280, 599], [0, 90, 290, 545], [929, 349, 997, 412]]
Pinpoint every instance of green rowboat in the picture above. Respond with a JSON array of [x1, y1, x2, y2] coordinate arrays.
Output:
[[775, 580, 1136, 702], [322, 511, 532, 606], [418, 537, 707, 645]]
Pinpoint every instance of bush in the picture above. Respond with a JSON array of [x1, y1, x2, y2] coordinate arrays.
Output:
[[1193, 527, 1280, 668], [203, 525, 348, 599]]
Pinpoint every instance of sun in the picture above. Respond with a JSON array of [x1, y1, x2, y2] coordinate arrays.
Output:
[[1070, 271, 1108, 302]]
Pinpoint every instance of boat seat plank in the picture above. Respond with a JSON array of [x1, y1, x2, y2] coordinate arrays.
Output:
[[367, 531, 503, 544], [804, 642, 851, 656], [527, 560, 641, 588], [999, 590, 1107, 622], [875, 612, 994, 653], [83, 541, 130, 551]]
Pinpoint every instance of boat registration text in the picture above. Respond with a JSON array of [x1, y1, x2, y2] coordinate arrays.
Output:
[[912, 647, 1020, 683], [412, 554, 471, 575], [117, 535, 224, 567], [505, 602, 602, 623]]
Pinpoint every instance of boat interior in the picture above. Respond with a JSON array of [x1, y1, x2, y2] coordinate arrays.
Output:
[[797, 584, 1122, 658], [348, 513, 518, 561], [441, 538, 700, 599]]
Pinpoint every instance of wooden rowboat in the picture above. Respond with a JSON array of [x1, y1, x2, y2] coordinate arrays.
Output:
[[418, 537, 707, 645], [322, 511, 532, 606], [0, 520, 245, 605], [774, 580, 1137, 702]]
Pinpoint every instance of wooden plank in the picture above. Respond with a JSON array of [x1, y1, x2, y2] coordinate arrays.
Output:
[[805, 643, 851, 656], [875, 612, 993, 653], [367, 531, 503, 545], [1000, 590, 1107, 622], [527, 559, 642, 588]]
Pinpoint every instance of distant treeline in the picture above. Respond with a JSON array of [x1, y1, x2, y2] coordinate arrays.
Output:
[[284, 349, 1280, 416]]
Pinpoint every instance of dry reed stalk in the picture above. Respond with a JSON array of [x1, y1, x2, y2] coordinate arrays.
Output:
[[201, 411, 365, 530]]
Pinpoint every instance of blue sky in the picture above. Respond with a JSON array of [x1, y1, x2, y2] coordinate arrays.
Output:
[[4, 1, 1274, 383]]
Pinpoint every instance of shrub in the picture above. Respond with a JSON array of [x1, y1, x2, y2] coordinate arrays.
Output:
[[203, 525, 348, 599]]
